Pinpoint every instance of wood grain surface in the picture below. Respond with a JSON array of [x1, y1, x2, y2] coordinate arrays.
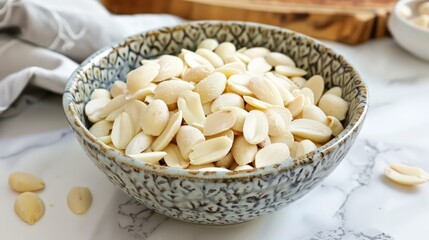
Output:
[[102, 0, 395, 44]]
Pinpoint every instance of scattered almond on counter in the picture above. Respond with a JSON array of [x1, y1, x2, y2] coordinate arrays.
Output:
[[384, 163, 429, 186], [67, 187, 93, 215], [8, 172, 45, 193], [14, 192, 45, 225]]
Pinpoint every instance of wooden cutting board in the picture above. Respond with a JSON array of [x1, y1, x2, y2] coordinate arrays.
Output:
[[101, 0, 396, 45]]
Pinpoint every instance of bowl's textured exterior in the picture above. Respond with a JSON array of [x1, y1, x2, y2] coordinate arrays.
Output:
[[63, 21, 368, 225]]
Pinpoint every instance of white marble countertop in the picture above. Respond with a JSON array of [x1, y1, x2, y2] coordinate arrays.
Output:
[[1, 38, 428, 240]]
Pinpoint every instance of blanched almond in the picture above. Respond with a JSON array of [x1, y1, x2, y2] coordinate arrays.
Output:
[[265, 52, 295, 67], [326, 116, 344, 136], [214, 65, 244, 78], [318, 94, 348, 121], [127, 83, 156, 101], [14, 192, 45, 225], [243, 96, 272, 110], [291, 77, 307, 88], [110, 81, 127, 98], [154, 79, 194, 105], [98, 136, 112, 144], [128, 151, 167, 164], [189, 136, 233, 165], [67, 187, 93, 215], [194, 72, 227, 103], [265, 109, 287, 137], [215, 42, 236, 62], [286, 94, 305, 117], [247, 57, 272, 74], [289, 119, 332, 143], [126, 62, 160, 93], [302, 105, 327, 123], [151, 110, 183, 151], [232, 136, 258, 165], [325, 86, 342, 97], [215, 153, 235, 168], [243, 47, 270, 58], [235, 165, 254, 171], [202, 101, 213, 115], [248, 76, 283, 106], [124, 100, 147, 134], [111, 112, 135, 149], [187, 163, 215, 170], [211, 93, 244, 112], [304, 75, 324, 103], [105, 106, 124, 121], [266, 106, 292, 126], [228, 83, 253, 96], [163, 143, 189, 169], [275, 65, 307, 77], [99, 94, 127, 118], [198, 39, 219, 51], [141, 99, 169, 136], [219, 106, 248, 132], [265, 73, 295, 104], [90, 89, 111, 100], [85, 98, 110, 120], [228, 73, 251, 86], [184, 51, 214, 68], [301, 87, 315, 105], [204, 110, 236, 136], [89, 120, 113, 138], [177, 90, 206, 126], [9, 172, 45, 193], [236, 52, 251, 64], [254, 143, 290, 168], [207, 129, 234, 143], [176, 125, 205, 159], [196, 48, 224, 68], [270, 130, 294, 149], [385, 164, 429, 186], [295, 140, 317, 157], [182, 65, 214, 83], [243, 110, 269, 144], [125, 132, 154, 155], [153, 55, 184, 82]]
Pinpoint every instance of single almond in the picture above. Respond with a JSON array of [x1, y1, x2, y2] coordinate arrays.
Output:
[[182, 65, 214, 83], [215, 42, 236, 62], [67, 187, 93, 215], [125, 132, 154, 155], [90, 89, 111, 100], [99, 94, 127, 118], [141, 99, 169, 136], [385, 164, 429, 186], [128, 151, 167, 164], [215, 153, 235, 168], [196, 48, 224, 68], [247, 57, 272, 74], [248, 76, 283, 106], [110, 81, 127, 98], [14, 192, 45, 225], [264, 109, 287, 137], [111, 112, 135, 149], [275, 65, 307, 77], [124, 100, 147, 134], [211, 93, 244, 112], [289, 118, 332, 144], [126, 62, 160, 93], [154, 79, 194, 105], [295, 140, 317, 158], [254, 143, 290, 168], [325, 86, 342, 97], [153, 55, 184, 82], [243, 110, 269, 144], [243, 96, 272, 110], [219, 106, 248, 133], [177, 90, 206, 126], [265, 52, 296, 67], [286, 94, 305, 117], [184, 51, 214, 68], [302, 105, 328, 123], [270, 130, 294, 149], [232, 135, 258, 165], [243, 47, 270, 58], [194, 72, 227, 103], [189, 136, 233, 165], [163, 143, 190, 169], [318, 94, 348, 121], [197, 38, 219, 51], [151, 110, 183, 151], [204, 109, 236, 136], [326, 116, 344, 137], [304, 75, 324, 103], [89, 120, 113, 138], [9, 172, 45, 193]]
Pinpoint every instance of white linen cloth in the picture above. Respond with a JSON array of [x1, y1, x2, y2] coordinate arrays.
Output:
[[0, 0, 183, 113]]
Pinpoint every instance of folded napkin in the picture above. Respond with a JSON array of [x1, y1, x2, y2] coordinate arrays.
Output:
[[0, 0, 183, 113]]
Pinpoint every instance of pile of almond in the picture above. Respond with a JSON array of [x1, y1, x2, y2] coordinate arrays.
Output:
[[85, 39, 348, 171]]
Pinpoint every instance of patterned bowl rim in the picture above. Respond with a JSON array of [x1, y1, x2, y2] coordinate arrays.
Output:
[[63, 21, 368, 180]]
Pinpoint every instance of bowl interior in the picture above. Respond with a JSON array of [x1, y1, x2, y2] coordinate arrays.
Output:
[[63, 21, 368, 177]]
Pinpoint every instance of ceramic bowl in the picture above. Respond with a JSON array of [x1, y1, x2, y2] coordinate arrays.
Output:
[[388, 0, 429, 61], [63, 21, 368, 225]]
